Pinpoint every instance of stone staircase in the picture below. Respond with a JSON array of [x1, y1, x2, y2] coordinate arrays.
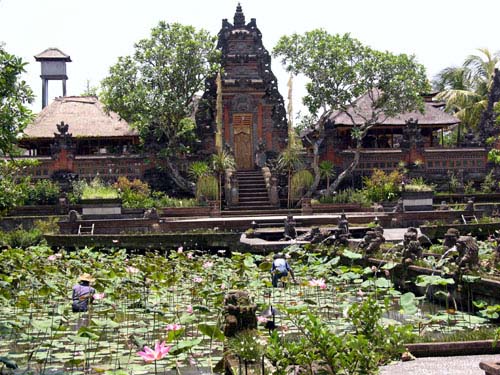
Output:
[[224, 170, 276, 212]]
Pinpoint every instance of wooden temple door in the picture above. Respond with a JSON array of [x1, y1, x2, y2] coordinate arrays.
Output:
[[233, 113, 254, 170]]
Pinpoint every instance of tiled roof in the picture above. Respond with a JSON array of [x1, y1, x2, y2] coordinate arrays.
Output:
[[34, 48, 71, 61], [23, 96, 138, 139], [329, 90, 459, 127]]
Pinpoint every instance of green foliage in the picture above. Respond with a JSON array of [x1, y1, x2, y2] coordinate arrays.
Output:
[[34, 217, 60, 235], [318, 188, 372, 206], [80, 177, 119, 200], [318, 160, 335, 189], [488, 149, 500, 165], [188, 161, 210, 182], [196, 175, 219, 201], [226, 330, 264, 362], [404, 177, 434, 192], [290, 169, 314, 200], [0, 227, 44, 248], [267, 298, 413, 375], [434, 48, 500, 130], [447, 172, 460, 193], [480, 171, 496, 193], [0, 46, 34, 157], [0, 160, 35, 212], [101, 22, 220, 192], [362, 169, 403, 202], [464, 180, 476, 195], [25, 179, 61, 205]]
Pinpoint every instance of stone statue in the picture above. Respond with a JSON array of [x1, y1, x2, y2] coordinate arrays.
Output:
[[358, 230, 385, 256], [438, 201, 450, 211], [392, 198, 404, 213], [338, 213, 350, 236], [401, 227, 423, 264], [283, 214, 297, 240], [443, 228, 460, 251], [456, 235, 479, 270], [68, 209, 81, 222], [255, 140, 267, 168], [223, 290, 257, 337], [143, 207, 159, 220], [465, 198, 474, 212]]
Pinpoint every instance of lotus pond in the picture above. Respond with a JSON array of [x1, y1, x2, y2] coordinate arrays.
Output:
[[0, 244, 497, 375]]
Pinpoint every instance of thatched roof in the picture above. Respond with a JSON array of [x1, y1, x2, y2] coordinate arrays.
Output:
[[23, 96, 138, 139], [34, 48, 71, 61], [329, 91, 459, 127]]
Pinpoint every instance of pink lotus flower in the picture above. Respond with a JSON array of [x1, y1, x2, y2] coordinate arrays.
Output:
[[220, 284, 226, 290], [384, 270, 390, 277], [202, 261, 213, 269], [357, 289, 365, 297], [177, 246, 183, 253], [371, 266, 378, 272], [186, 305, 193, 314], [309, 278, 327, 289], [257, 316, 268, 323], [193, 276, 203, 283], [125, 266, 139, 274], [93, 292, 105, 300], [165, 323, 183, 331], [137, 341, 171, 363], [187, 253, 194, 259], [47, 253, 62, 261]]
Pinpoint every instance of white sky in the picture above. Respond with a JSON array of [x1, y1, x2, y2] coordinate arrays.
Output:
[[1, 0, 499, 119]]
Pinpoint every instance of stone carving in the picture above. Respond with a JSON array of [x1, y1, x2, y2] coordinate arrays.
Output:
[[358, 229, 385, 256], [143, 207, 159, 220], [50, 121, 75, 160], [456, 235, 479, 270], [392, 198, 404, 213], [438, 200, 450, 211], [400, 118, 424, 151], [223, 290, 257, 337], [401, 227, 423, 264], [283, 214, 297, 240], [269, 177, 279, 206], [465, 198, 475, 212], [443, 228, 460, 251], [338, 213, 350, 236], [68, 209, 81, 222], [296, 227, 327, 244], [255, 140, 267, 168]]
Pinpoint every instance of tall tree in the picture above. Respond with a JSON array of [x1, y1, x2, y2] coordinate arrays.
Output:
[[434, 48, 500, 131], [0, 46, 34, 157], [273, 30, 429, 193], [101, 22, 220, 193]]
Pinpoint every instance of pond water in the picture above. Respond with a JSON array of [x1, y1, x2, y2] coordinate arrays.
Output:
[[0, 245, 494, 374]]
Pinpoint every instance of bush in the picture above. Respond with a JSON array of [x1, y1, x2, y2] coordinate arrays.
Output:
[[196, 175, 219, 201], [318, 188, 371, 206], [0, 227, 44, 248], [481, 171, 496, 194], [362, 169, 402, 203], [34, 217, 60, 234], [25, 180, 61, 205]]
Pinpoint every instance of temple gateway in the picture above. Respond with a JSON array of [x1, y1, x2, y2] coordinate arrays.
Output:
[[195, 4, 288, 170]]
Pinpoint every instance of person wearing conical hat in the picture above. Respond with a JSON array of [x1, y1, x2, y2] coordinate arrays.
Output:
[[72, 273, 96, 312]]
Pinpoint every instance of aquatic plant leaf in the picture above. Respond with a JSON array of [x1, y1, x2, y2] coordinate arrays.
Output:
[[170, 338, 203, 355], [400, 292, 418, 315], [342, 249, 362, 260], [0, 356, 18, 369], [258, 262, 272, 271], [198, 323, 224, 341]]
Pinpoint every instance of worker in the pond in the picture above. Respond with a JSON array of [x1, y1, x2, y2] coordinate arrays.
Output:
[[72, 273, 96, 312], [271, 253, 296, 287]]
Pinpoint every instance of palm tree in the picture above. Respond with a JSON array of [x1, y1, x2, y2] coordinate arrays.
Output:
[[318, 160, 335, 191], [434, 48, 500, 136], [211, 150, 236, 209]]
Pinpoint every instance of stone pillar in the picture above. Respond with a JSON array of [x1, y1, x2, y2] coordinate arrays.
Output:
[[223, 290, 257, 337]]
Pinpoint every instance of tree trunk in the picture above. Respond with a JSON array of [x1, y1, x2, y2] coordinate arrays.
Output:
[[307, 138, 323, 197], [328, 142, 361, 194], [165, 160, 195, 194]]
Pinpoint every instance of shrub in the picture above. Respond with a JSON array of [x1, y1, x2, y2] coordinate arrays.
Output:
[[481, 171, 496, 194], [25, 180, 61, 205], [1, 227, 44, 248], [318, 188, 371, 206], [79, 177, 119, 200], [196, 175, 219, 201], [290, 169, 314, 200], [362, 169, 402, 202]]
